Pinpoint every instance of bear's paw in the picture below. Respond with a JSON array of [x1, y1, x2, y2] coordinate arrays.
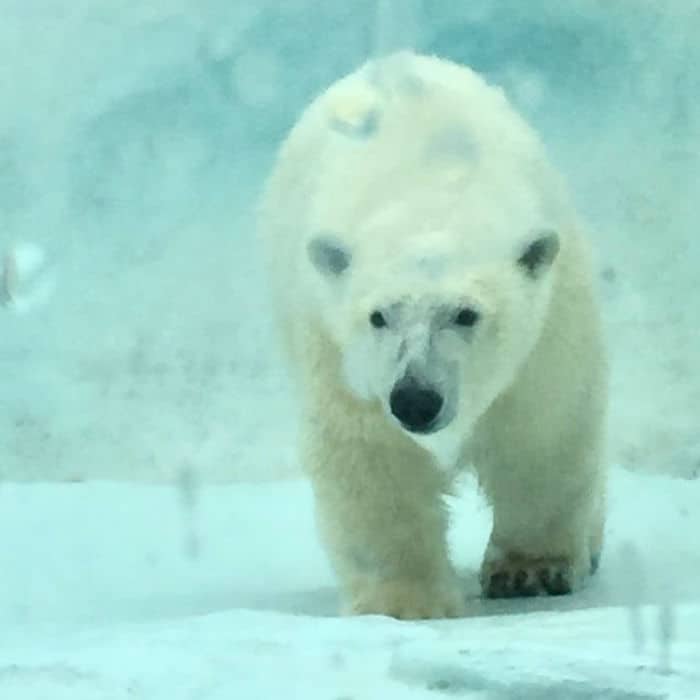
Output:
[[480, 553, 585, 599], [343, 576, 465, 620]]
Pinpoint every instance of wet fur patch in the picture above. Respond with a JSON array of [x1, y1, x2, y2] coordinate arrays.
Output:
[[424, 125, 478, 164], [327, 90, 381, 139]]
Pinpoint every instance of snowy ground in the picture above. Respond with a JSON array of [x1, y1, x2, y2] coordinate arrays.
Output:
[[2, 467, 698, 699]]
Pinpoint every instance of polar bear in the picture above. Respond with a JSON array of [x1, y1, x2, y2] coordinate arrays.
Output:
[[257, 52, 607, 619]]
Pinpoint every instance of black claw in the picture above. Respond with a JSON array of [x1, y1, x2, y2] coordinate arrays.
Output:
[[514, 570, 538, 597], [486, 560, 576, 599], [545, 570, 571, 596], [486, 572, 510, 598]]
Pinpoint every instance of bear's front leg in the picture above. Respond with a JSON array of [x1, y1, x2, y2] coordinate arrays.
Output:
[[305, 417, 465, 620], [477, 461, 605, 599]]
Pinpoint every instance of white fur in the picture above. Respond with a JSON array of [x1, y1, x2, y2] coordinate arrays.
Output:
[[258, 52, 607, 619]]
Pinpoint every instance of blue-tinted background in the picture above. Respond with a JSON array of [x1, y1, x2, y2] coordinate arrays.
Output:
[[1, 1, 698, 481]]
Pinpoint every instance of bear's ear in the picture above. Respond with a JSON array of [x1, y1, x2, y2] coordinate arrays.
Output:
[[307, 235, 352, 277], [517, 230, 560, 278]]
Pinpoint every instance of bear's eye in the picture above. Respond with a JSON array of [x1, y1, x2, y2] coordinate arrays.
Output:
[[454, 307, 480, 328], [369, 310, 387, 329]]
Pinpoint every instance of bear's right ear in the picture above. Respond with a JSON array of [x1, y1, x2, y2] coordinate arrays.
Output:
[[307, 235, 352, 278]]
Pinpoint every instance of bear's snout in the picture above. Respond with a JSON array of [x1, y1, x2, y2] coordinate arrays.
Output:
[[389, 377, 444, 434]]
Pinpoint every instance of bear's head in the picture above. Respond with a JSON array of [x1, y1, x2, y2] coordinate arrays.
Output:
[[299, 55, 570, 451], [305, 191, 562, 442]]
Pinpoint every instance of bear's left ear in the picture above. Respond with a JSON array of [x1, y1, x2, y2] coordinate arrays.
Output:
[[517, 230, 560, 278], [307, 234, 352, 278]]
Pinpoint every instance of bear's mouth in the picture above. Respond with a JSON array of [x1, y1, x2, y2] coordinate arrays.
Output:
[[396, 414, 453, 436], [397, 416, 446, 435]]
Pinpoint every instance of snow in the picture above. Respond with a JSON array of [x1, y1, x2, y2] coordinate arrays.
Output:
[[1, 468, 699, 698]]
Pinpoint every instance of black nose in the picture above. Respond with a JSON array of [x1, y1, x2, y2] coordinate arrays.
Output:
[[389, 379, 444, 433]]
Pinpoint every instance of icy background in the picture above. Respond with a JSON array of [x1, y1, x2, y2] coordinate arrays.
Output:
[[1, 0, 698, 483]]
